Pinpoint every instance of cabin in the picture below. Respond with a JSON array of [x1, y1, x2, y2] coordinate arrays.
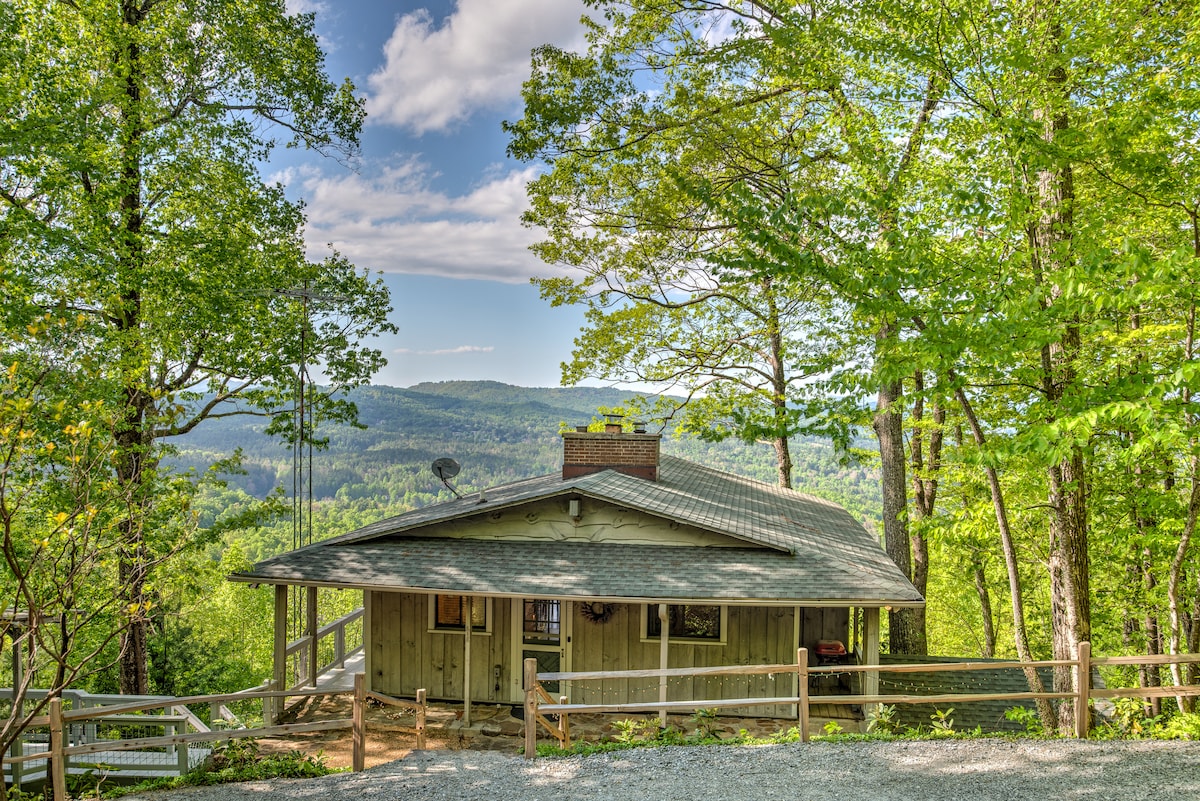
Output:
[[230, 427, 922, 721]]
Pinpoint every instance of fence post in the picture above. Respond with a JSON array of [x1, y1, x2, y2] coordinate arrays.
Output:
[[1075, 640, 1091, 739], [523, 657, 538, 760], [415, 689, 427, 750], [307, 586, 319, 687], [49, 697, 67, 801], [558, 695, 571, 749], [352, 672, 366, 772], [797, 647, 810, 743], [176, 717, 190, 774]]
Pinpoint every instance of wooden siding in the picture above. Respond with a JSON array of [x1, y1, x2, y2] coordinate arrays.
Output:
[[413, 498, 749, 549], [370, 591, 513, 703], [568, 604, 846, 718], [370, 592, 852, 717]]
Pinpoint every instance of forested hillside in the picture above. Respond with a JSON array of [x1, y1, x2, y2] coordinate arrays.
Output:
[[172, 381, 881, 561]]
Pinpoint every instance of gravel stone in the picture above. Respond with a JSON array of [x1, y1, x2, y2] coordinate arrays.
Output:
[[121, 739, 1200, 801]]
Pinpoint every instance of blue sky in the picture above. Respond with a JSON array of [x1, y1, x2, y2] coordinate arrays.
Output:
[[275, 0, 596, 388]]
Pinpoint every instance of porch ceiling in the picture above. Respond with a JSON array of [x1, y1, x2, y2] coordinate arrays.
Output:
[[229, 537, 925, 607]]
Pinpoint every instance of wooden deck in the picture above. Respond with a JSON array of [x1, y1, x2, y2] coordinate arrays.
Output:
[[313, 651, 364, 692]]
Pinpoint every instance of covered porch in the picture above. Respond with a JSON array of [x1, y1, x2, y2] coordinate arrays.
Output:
[[270, 581, 885, 730]]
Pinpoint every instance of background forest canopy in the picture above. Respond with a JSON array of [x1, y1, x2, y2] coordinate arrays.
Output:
[[504, 0, 1200, 729], [2, 0, 1200, 745]]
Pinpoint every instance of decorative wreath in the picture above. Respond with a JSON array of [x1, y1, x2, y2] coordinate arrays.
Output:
[[580, 601, 617, 624]]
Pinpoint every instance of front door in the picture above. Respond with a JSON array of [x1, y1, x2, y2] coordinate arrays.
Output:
[[513, 598, 571, 699]]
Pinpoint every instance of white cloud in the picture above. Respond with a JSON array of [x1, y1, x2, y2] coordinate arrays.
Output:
[[293, 156, 555, 284], [366, 0, 590, 134], [395, 345, 496, 356], [285, 0, 328, 16]]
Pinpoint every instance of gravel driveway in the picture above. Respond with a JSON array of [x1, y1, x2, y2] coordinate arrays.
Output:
[[123, 739, 1199, 801]]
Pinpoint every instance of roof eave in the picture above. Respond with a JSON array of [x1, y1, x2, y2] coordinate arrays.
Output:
[[226, 571, 924, 608]]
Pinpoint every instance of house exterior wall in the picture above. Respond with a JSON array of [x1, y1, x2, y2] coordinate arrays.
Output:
[[370, 591, 514, 702], [569, 603, 802, 717], [368, 591, 853, 718], [419, 497, 747, 548]]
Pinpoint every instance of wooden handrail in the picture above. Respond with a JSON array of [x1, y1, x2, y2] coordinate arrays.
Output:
[[61, 687, 348, 721], [535, 658, 1084, 683]]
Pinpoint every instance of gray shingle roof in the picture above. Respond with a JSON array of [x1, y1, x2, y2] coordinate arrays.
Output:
[[232, 455, 923, 606]]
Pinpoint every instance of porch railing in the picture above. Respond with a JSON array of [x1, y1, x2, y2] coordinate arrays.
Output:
[[283, 607, 364, 691]]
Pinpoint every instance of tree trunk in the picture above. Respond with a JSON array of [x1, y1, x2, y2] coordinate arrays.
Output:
[[115, 0, 152, 695], [1031, 4, 1089, 733], [772, 434, 793, 490], [906, 371, 942, 655], [953, 383, 1056, 730], [874, 347, 919, 653], [764, 277, 793, 489], [973, 559, 997, 659], [1167, 224, 1200, 710]]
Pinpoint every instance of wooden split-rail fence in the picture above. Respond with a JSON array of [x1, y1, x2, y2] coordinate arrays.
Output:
[[5, 675, 425, 799], [521, 642, 1200, 757]]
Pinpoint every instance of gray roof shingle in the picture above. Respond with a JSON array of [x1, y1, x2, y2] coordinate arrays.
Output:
[[232, 455, 922, 606]]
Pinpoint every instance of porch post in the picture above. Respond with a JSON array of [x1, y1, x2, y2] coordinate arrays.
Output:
[[658, 603, 669, 726], [463, 597, 473, 727], [863, 606, 880, 716], [271, 584, 288, 724], [363, 590, 373, 693], [306, 585, 318, 687]]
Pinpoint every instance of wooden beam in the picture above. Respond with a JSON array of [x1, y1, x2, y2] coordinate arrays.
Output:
[[1075, 641, 1091, 738], [363, 590, 373, 693], [863, 607, 880, 715], [306, 586, 318, 688], [49, 697, 66, 801], [1091, 652, 1200, 666], [416, 688, 427, 750], [558, 695, 571, 749], [797, 648, 810, 743], [523, 657, 538, 759], [352, 672, 365, 772], [272, 584, 288, 724], [55, 720, 352, 759], [464, 597, 473, 727], [658, 603, 669, 726]]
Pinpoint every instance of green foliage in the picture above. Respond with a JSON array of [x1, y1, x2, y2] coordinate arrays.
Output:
[[101, 739, 337, 798], [866, 704, 903, 735], [507, 0, 1200, 715], [929, 708, 956, 736], [1004, 706, 1046, 737], [690, 708, 721, 740], [1, 0, 394, 692]]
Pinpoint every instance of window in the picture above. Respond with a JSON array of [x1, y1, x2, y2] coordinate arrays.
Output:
[[431, 595, 487, 631], [523, 599, 560, 644], [646, 604, 723, 641]]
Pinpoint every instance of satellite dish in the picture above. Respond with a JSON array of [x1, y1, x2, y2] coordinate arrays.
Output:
[[432, 457, 461, 481], [432, 457, 463, 498]]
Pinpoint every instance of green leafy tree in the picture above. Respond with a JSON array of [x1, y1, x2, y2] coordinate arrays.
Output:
[[509, 0, 945, 652], [0, 319, 135, 801], [0, 0, 395, 693]]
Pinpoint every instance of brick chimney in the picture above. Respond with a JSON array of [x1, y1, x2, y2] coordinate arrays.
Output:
[[562, 429, 660, 481]]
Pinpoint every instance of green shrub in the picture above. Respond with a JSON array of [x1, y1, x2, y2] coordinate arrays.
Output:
[[101, 738, 339, 798]]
